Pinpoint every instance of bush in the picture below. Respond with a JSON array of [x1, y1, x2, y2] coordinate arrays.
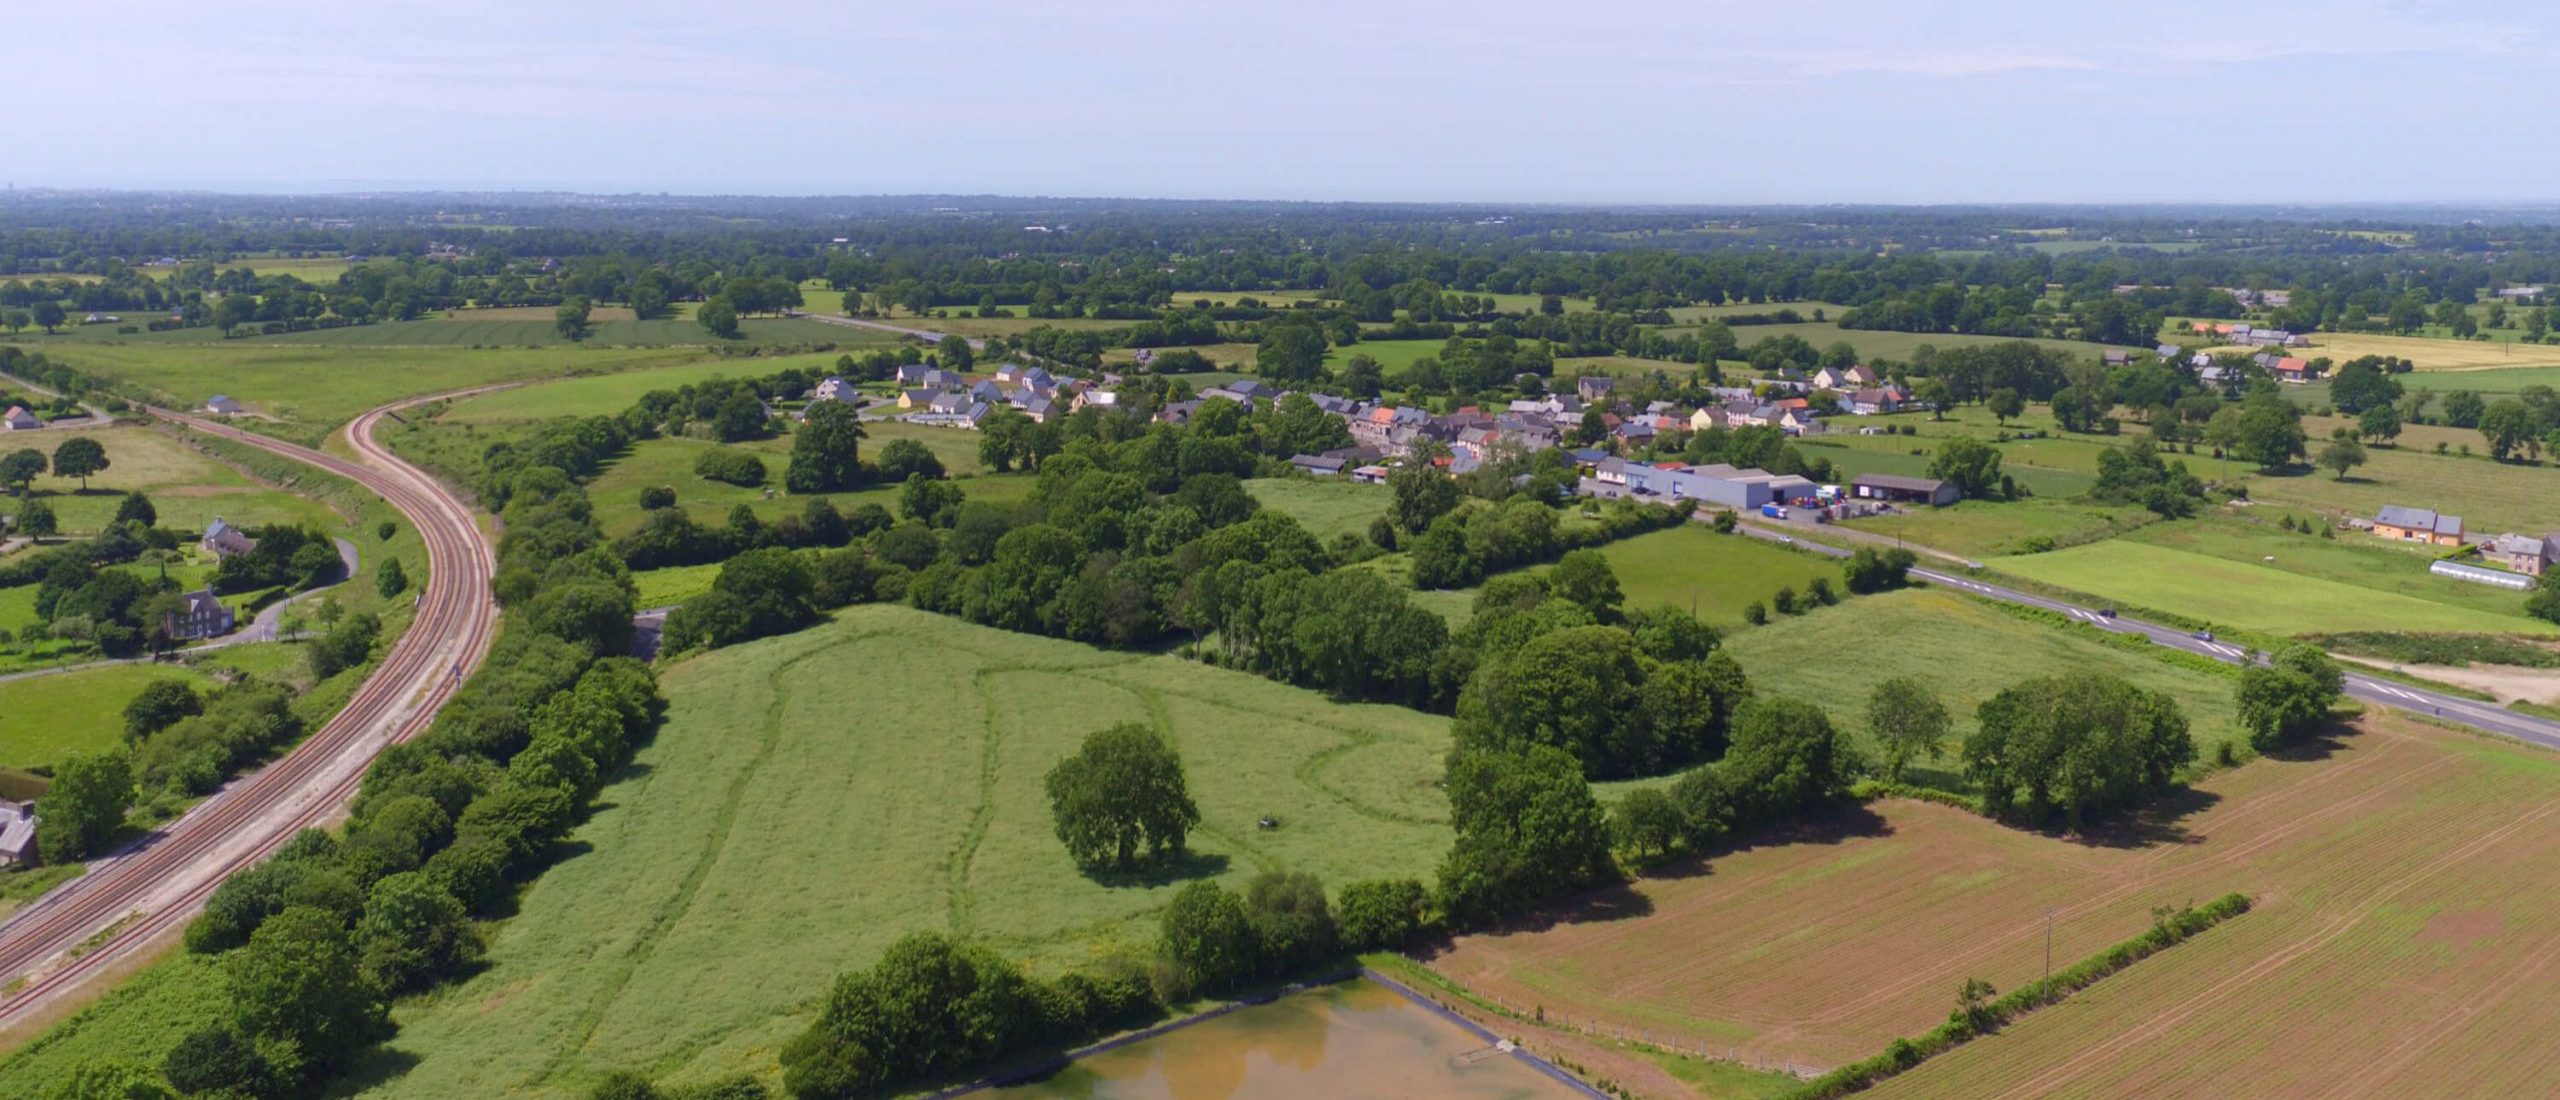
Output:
[[692, 448, 767, 487], [639, 485, 677, 510], [1335, 878, 1427, 950], [1159, 880, 1257, 994]]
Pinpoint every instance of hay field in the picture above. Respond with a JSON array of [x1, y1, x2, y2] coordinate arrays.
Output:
[[1432, 713, 2560, 1099], [2207, 331, 2560, 373], [1244, 476, 1388, 541], [322, 606, 1453, 1098], [0, 662, 216, 770], [1577, 526, 1840, 629]]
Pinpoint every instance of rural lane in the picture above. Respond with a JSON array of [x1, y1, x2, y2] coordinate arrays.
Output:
[[1732, 521, 2560, 752], [0, 393, 501, 1030]]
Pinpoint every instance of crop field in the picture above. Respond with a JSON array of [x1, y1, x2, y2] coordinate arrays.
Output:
[[0, 662, 215, 770], [1992, 539, 2556, 638], [1839, 497, 2155, 559], [1434, 711, 2560, 1098], [581, 435, 1030, 538], [1577, 525, 1840, 629], [1718, 587, 2246, 792], [46, 344, 714, 444], [18, 426, 340, 535], [1243, 476, 1387, 541], [294, 605, 1455, 1098]]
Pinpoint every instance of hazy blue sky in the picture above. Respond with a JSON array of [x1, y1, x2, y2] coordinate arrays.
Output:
[[20, 1, 2558, 202]]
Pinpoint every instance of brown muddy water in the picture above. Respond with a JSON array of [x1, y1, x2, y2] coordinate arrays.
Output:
[[988, 977, 1581, 1099]]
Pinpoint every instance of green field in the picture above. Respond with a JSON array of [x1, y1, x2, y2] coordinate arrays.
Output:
[[1324, 339, 1447, 374], [1840, 497, 2155, 559], [1556, 354, 1700, 381], [1243, 477, 1387, 541], [2228, 447, 2560, 535], [1719, 587, 2249, 793], [0, 661, 214, 770], [1798, 439, 2097, 499], [580, 435, 1032, 539], [1582, 525, 1840, 628], [630, 562, 721, 609], [302, 605, 1454, 1097], [2117, 515, 2551, 625], [1992, 539, 2557, 637], [1646, 321, 2140, 365], [15, 426, 341, 535], [28, 345, 724, 445], [434, 349, 894, 424], [16, 310, 857, 350]]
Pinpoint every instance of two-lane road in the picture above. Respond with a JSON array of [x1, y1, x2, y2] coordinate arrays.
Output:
[[1734, 521, 2560, 752], [0, 394, 499, 1028]]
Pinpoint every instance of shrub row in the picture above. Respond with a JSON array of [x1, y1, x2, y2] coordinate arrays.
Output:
[[1782, 893, 2252, 1100]]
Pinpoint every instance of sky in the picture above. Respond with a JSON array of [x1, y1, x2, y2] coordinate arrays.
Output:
[[17, 0, 2560, 203]]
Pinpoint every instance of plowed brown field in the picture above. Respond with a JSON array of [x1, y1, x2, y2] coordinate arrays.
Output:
[[1427, 716, 2560, 1097]]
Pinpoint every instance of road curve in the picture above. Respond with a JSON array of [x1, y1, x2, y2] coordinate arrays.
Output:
[[0, 393, 499, 1028], [1733, 520, 2560, 751]]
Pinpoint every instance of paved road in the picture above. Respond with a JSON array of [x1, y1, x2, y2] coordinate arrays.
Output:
[[790, 310, 986, 350], [0, 393, 502, 1027], [1733, 520, 2560, 752]]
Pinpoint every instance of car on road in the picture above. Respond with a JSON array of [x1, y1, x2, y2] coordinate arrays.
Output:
[[2193, 630, 2215, 642], [2098, 608, 2117, 618]]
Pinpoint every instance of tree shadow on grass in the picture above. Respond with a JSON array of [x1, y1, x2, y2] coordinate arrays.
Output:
[[2261, 724, 2357, 765], [1082, 849, 1231, 889], [2063, 785, 2220, 851], [322, 1046, 422, 1099]]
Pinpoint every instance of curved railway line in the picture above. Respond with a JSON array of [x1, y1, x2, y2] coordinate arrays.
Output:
[[0, 393, 498, 1028]]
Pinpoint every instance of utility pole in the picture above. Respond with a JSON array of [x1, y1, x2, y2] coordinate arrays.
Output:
[[2044, 907, 2056, 997]]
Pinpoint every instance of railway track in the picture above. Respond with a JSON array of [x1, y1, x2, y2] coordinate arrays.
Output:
[[0, 393, 498, 1028]]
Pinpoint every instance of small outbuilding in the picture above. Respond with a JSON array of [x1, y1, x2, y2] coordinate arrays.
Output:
[[205, 395, 244, 416], [1850, 473, 1961, 507]]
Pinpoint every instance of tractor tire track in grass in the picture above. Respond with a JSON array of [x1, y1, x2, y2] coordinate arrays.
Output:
[[527, 641, 825, 1089]]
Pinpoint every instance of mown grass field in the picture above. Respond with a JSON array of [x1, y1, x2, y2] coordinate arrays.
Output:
[[1325, 338, 1448, 375], [2116, 514, 2551, 626], [307, 605, 1454, 1098], [630, 562, 722, 609], [1437, 713, 2560, 1098], [1579, 525, 1840, 628], [433, 349, 900, 424], [1243, 477, 1387, 541], [1557, 354, 1700, 381], [1721, 587, 2247, 791], [0, 662, 215, 770], [1992, 539, 2557, 637]]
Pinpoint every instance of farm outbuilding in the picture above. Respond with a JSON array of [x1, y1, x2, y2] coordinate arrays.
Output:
[[1850, 473, 1960, 507]]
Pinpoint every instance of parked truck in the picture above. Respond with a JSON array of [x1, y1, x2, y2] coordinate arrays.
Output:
[[1760, 503, 1788, 519]]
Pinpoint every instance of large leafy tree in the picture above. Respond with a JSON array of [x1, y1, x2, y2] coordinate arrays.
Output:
[[1159, 880, 1257, 992], [1964, 671, 2195, 828], [1254, 318, 1328, 383], [2236, 646, 2344, 752], [0, 448, 46, 495], [1043, 723, 1199, 869], [1435, 745, 1615, 924], [36, 749, 135, 861], [786, 400, 868, 493], [49, 435, 107, 490], [225, 905, 388, 1083], [1926, 435, 2004, 498], [1868, 676, 1951, 784]]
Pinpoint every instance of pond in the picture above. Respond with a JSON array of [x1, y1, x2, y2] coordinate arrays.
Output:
[[988, 977, 1584, 1100]]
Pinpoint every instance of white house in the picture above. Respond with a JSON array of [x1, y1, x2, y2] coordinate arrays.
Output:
[[206, 395, 244, 416]]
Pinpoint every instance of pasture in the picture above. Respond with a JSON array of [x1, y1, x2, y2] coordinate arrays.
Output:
[[319, 606, 1454, 1098], [629, 562, 721, 610], [1718, 587, 2246, 793], [1326, 338, 1447, 374], [1244, 476, 1388, 541], [1576, 525, 1840, 629], [1432, 712, 2560, 1098], [0, 662, 214, 770], [1557, 354, 1701, 382], [2117, 515, 2551, 626], [1991, 539, 2556, 637], [2231, 446, 2560, 536], [435, 351, 891, 423]]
